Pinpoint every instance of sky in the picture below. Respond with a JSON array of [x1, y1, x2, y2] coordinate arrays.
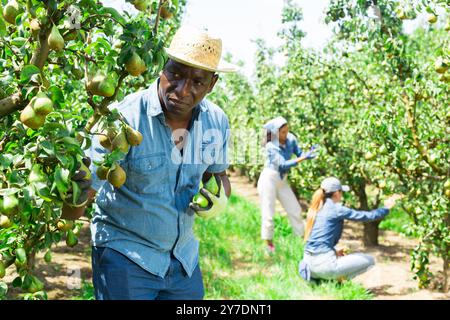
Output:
[[182, 0, 333, 77], [104, 0, 437, 78], [104, 0, 333, 78]]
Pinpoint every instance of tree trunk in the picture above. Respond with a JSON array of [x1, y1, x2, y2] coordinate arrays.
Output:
[[363, 220, 381, 246], [357, 180, 380, 247]]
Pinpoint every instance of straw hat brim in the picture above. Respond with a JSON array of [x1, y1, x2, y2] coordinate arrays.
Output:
[[166, 48, 239, 73]]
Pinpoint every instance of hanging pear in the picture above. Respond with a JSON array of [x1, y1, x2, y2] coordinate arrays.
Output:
[[125, 52, 147, 76], [48, 24, 65, 51], [112, 130, 130, 153], [20, 105, 46, 130], [32, 92, 54, 115], [87, 73, 115, 97], [132, 0, 150, 12], [2, 0, 21, 25], [107, 164, 127, 188], [125, 126, 143, 146]]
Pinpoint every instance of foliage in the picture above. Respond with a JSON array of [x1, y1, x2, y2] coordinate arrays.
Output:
[[211, 0, 449, 290], [0, 0, 186, 299]]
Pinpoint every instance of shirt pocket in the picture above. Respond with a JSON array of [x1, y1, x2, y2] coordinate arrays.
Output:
[[126, 153, 168, 195]]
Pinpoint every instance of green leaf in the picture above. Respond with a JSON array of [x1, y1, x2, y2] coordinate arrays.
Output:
[[7, 170, 25, 187], [19, 65, 41, 85], [0, 281, 7, 298], [11, 37, 27, 47], [54, 167, 70, 195], [47, 85, 65, 104], [12, 276, 22, 288], [40, 141, 55, 157], [0, 17, 6, 37], [71, 181, 80, 205], [0, 154, 13, 170], [55, 153, 69, 167], [0, 188, 20, 196], [101, 7, 126, 25]]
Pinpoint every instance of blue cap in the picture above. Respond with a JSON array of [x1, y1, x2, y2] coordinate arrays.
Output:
[[321, 177, 350, 193], [263, 116, 287, 133]]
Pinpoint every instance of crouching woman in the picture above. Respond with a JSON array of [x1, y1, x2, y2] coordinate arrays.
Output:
[[298, 177, 402, 282]]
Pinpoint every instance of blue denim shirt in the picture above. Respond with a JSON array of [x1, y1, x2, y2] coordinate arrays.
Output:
[[304, 198, 389, 254], [265, 133, 302, 178], [86, 79, 230, 278]]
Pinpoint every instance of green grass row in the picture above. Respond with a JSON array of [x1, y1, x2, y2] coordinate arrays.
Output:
[[195, 194, 373, 300], [74, 193, 374, 300], [73, 193, 415, 300]]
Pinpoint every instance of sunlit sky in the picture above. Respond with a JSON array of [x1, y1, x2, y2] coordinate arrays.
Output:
[[105, 0, 435, 78]]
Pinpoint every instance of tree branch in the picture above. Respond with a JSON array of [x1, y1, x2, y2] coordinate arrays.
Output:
[[0, 92, 24, 118], [153, 0, 164, 35]]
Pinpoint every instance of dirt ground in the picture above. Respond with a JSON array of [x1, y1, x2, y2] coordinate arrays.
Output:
[[3, 171, 449, 300], [228, 171, 449, 300]]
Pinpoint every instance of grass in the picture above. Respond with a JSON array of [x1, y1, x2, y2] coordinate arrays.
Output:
[[195, 193, 373, 300], [379, 207, 413, 237], [72, 280, 95, 300], [72, 193, 374, 300]]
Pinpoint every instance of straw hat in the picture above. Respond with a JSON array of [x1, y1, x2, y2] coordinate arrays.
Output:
[[165, 26, 239, 73]]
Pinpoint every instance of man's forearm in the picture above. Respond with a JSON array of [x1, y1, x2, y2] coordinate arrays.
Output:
[[218, 173, 231, 198]]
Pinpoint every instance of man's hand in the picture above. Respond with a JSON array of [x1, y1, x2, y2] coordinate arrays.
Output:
[[65, 157, 93, 207], [190, 175, 228, 219]]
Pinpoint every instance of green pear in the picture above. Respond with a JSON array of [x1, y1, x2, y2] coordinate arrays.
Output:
[[87, 74, 115, 97], [29, 19, 41, 37], [112, 130, 130, 153], [107, 164, 127, 188], [0, 215, 12, 229], [66, 229, 78, 247], [32, 92, 54, 115], [3, 194, 19, 216], [204, 176, 219, 195], [14, 247, 27, 267], [427, 14, 437, 24], [193, 194, 209, 208], [48, 24, 65, 51], [97, 78, 115, 97], [125, 126, 143, 146], [96, 165, 109, 180], [125, 52, 147, 76], [132, 0, 150, 12], [71, 67, 84, 80], [3, 0, 21, 25], [0, 261, 5, 278], [20, 105, 46, 130], [44, 250, 52, 263], [160, 5, 173, 19]]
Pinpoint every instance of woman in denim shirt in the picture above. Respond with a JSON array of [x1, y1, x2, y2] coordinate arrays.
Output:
[[257, 116, 317, 253], [299, 177, 402, 282]]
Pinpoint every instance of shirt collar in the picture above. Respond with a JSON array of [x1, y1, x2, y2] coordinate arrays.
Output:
[[147, 78, 208, 117]]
